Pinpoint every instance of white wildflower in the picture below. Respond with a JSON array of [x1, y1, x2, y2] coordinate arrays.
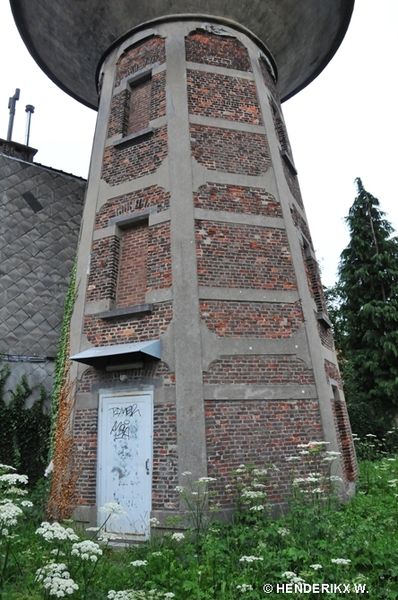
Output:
[[35, 563, 78, 597], [241, 490, 265, 499], [278, 527, 290, 536], [285, 456, 301, 462], [3, 486, 28, 496], [71, 540, 103, 561], [99, 503, 127, 516], [149, 517, 160, 527], [292, 477, 306, 486], [196, 477, 217, 483], [252, 468, 268, 476], [36, 522, 79, 542], [239, 556, 263, 563], [249, 505, 264, 512], [21, 500, 33, 508], [236, 584, 253, 592], [282, 571, 297, 579], [331, 558, 351, 565], [171, 532, 185, 541], [291, 576, 306, 584], [130, 560, 148, 567], [0, 500, 23, 527], [310, 564, 323, 570], [175, 486, 185, 493], [0, 474, 28, 486], [365, 434, 377, 437]]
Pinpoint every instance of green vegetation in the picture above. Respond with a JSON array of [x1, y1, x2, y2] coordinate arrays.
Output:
[[1, 438, 398, 599], [326, 178, 398, 439], [0, 362, 50, 488]]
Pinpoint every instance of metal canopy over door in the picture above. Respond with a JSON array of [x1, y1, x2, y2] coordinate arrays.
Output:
[[97, 393, 153, 541]]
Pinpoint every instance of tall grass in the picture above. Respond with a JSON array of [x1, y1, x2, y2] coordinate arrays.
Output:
[[1, 438, 398, 599]]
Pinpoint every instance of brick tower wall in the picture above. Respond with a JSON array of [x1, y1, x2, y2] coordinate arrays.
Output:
[[70, 22, 356, 521]]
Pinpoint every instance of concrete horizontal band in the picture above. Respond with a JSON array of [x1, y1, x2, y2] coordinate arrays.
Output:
[[204, 383, 317, 400], [195, 208, 285, 229], [186, 61, 255, 80], [198, 286, 298, 303], [189, 114, 265, 134]]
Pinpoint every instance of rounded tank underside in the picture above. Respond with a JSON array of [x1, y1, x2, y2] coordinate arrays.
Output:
[[10, 0, 354, 109]]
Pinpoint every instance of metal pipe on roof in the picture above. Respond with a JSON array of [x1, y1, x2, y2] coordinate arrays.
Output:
[[7, 88, 20, 141], [25, 104, 35, 146]]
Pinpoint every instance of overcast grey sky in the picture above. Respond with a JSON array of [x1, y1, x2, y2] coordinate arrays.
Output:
[[0, 1, 397, 287]]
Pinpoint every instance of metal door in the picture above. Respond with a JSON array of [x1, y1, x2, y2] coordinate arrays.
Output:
[[97, 393, 153, 540]]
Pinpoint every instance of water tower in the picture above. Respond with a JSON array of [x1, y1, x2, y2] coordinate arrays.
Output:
[[11, 0, 357, 538]]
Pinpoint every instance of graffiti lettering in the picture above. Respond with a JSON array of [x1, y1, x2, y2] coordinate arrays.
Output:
[[110, 404, 142, 418], [110, 420, 131, 439]]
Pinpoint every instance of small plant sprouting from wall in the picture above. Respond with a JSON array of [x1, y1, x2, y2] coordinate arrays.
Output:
[[47, 261, 82, 521], [0, 361, 51, 488]]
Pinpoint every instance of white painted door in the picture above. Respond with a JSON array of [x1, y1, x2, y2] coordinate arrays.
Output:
[[97, 393, 153, 541]]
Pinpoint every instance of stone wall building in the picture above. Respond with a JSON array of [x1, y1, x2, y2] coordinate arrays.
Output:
[[0, 140, 86, 401]]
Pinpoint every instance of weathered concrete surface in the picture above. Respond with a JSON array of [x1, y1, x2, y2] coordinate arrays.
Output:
[[10, 0, 354, 108]]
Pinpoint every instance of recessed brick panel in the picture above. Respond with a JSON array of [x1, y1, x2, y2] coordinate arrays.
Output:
[[331, 399, 358, 482], [205, 399, 324, 506], [291, 205, 314, 250], [259, 58, 278, 99], [191, 124, 270, 175], [95, 187, 170, 230], [318, 321, 334, 350], [196, 221, 296, 290], [107, 72, 166, 139], [283, 162, 304, 209], [128, 79, 152, 135], [115, 37, 166, 87], [107, 90, 128, 138], [324, 359, 342, 389], [117, 224, 148, 307], [147, 223, 172, 291], [150, 72, 167, 121], [74, 408, 98, 506], [200, 300, 304, 338], [194, 183, 281, 217], [187, 70, 262, 125], [204, 355, 314, 385], [185, 31, 252, 72], [152, 403, 179, 510], [87, 236, 121, 303], [84, 301, 173, 346], [102, 126, 168, 186]]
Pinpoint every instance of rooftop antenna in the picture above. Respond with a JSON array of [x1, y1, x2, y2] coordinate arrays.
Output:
[[25, 104, 35, 146], [7, 88, 20, 141]]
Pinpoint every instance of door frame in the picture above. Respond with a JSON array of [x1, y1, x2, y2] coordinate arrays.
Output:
[[96, 388, 153, 541]]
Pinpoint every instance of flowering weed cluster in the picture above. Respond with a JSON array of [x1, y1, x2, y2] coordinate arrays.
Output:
[[2, 441, 398, 598]]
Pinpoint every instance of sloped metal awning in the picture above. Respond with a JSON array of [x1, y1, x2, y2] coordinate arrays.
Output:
[[70, 340, 161, 368]]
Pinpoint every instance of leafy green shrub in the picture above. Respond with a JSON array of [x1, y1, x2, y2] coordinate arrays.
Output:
[[0, 364, 50, 488]]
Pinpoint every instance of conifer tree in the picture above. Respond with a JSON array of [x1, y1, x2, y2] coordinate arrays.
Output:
[[336, 178, 398, 430]]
